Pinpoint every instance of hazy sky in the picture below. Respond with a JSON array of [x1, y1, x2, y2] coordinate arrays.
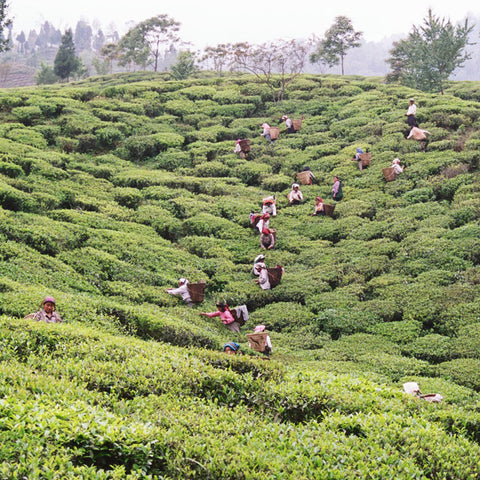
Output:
[[8, 0, 479, 47]]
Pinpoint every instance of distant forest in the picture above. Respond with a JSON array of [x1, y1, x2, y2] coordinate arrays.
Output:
[[1, 15, 480, 88]]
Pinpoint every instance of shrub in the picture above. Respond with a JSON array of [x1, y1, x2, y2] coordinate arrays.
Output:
[[122, 133, 184, 161], [404, 334, 451, 363], [437, 358, 480, 391], [5, 128, 48, 149], [11, 105, 43, 125]]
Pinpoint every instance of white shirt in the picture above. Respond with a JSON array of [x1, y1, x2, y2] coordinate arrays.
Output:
[[167, 283, 191, 302], [407, 104, 417, 116]]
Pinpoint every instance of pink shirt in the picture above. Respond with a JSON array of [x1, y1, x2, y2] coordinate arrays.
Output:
[[204, 310, 235, 325]]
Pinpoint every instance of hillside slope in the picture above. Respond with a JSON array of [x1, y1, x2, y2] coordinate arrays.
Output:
[[1, 72, 480, 476]]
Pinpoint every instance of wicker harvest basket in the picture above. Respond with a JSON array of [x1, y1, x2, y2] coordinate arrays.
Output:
[[323, 204, 335, 217], [239, 139, 250, 153], [359, 152, 371, 167], [296, 170, 313, 185], [187, 282, 206, 303], [267, 266, 283, 288], [292, 118, 303, 131], [269, 127, 280, 140], [382, 167, 396, 182], [231, 308, 246, 326], [247, 332, 268, 352]]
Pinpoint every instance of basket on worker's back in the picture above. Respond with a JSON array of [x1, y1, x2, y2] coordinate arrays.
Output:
[[323, 204, 336, 217], [239, 139, 250, 153], [187, 282, 206, 303], [269, 127, 280, 140], [296, 170, 313, 185], [359, 152, 371, 167], [267, 266, 283, 288], [292, 118, 303, 131], [247, 332, 268, 352], [382, 167, 396, 182], [231, 306, 248, 326]]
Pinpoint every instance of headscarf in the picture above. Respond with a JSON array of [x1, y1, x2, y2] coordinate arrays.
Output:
[[263, 196, 275, 205], [392, 158, 400, 164], [43, 296, 56, 305], [223, 341, 240, 352], [254, 325, 266, 332], [254, 254, 266, 263], [316, 197, 323, 203], [292, 183, 300, 189], [178, 278, 189, 285], [356, 148, 364, 154], [262, 228, 271, 235]]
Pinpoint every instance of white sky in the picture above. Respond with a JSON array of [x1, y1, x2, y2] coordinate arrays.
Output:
[[8, 0, 480, 48]]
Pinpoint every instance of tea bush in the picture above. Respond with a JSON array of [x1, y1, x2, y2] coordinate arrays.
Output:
[[2, 72, 480, 475]]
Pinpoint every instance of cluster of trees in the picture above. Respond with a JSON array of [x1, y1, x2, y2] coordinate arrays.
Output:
[[0, 4, 477, 93]]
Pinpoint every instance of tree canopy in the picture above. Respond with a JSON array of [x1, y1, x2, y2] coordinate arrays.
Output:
[[0, 0, 11, 53], [118, 14, 180, 72], [53, 29, 80, 81], [386, 9, 475, 93], [310, 16, 362, 75]]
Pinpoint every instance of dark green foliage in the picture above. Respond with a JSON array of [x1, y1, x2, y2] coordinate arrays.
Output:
[[54, 29, 80, 81]]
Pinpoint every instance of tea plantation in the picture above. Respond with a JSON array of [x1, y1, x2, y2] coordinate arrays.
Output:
[[1, 71, 480, 478]]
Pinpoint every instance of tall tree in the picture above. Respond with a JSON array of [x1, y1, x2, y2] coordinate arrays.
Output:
[[92, 29, 105, 52], [201, 44, 232, 74], [99, 43, 119, 73], [231, 38, 312, 102], [74, 20, 93, 52], [119, 14, 180, 72], [117, 28, 150, 71], [310, 16, 362, 75], [386, 9, 474, 93], [54, 29, 79, 82], [0, 0, 11, 53]]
